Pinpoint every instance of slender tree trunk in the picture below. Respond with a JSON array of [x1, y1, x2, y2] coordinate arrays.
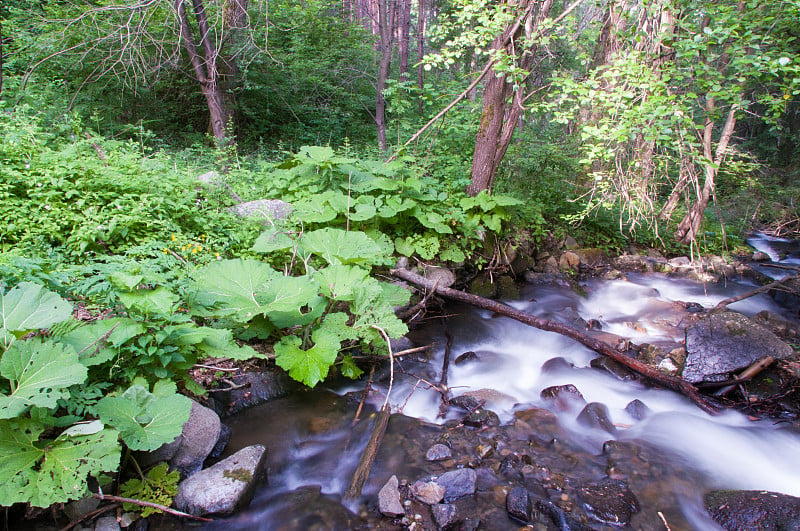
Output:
[[175, 0, 232, 144], [376, 0, 396, 151], [416, 0, 426, 114], [468, 0, 554, 196], [398, 0, 411, 80]]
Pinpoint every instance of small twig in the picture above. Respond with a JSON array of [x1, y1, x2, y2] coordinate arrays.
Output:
[[84, 132, 108, 165], [396, 278, 440, 320], [658, 511, 672, 531], [194, 363, 239, 372], [91, 493, 213, 522], [714, 356, 774, 397], [167, 249, 189, 265], [208, 377, 249, 392], [60, 502, 120, 531], [392, 345, 433, 358], [76, 321, 121, 357], [372, 325, 395, 411], [353, 364, 376, 426]]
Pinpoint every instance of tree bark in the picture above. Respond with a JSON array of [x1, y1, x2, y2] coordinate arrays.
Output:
[[416, 0, 426, 114], [391, 268, 721, 415], [175, 0, 232, 144], [467, 0, 554, 196], [398, 0, 412, 80], [376, 0, 396, 151]]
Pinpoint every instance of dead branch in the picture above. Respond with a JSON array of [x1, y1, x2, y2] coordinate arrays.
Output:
[[343, 406, 390, 502], [712, 273, 800, 312], [90, 493, 213, 522], [390, 268, 720, 415], [713, 356, 774, 397]]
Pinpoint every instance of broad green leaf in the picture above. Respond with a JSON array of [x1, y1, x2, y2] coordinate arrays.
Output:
[[108, 271, 144, 292], [0, 339, 87, 419], [349, 201, 377, 222], [314, 265, 370, 301], [299, 228, 389, 265], [0, 418, 121, 507], [252, 227, 296, 254], [193, 259, 324, 325], [96, 383, 191, 451], [0, 283, 72, 348], [274, 313, 355, 387], [292, 195, 339, 223], [340, 355, 364, 380], [351, 286, 408, 342], [59, 317, 144, 366], [415, 210, 453, 234], [298, 145, 336, 163], [117, 287, 178, 317]]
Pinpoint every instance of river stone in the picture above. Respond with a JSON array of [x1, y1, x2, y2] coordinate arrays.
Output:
[[576, 402, 617, 435], [94, 516, 120, 531], [454, 351, 479, 365], [682, 311, 794, 383], [578, 478, 639, 526], [624, 399, 650, 421], [540, 384, 586, 411], [462, 407, 500, 428], [426, 443, 453, 461], [436, 468, 477, 501], [559, 251, 580, 270], [410, 480, 445, 505], [432, 503, 459, 529], [228, 199, 292, 220], [175, 444, 267, 516], [705, 489, 800, 530], [222, 370, 294, 415], [506, 487, 534, 523], [424, 266, 456, 288], [378, 475, 404, 518], [170, 400, 221, 477]]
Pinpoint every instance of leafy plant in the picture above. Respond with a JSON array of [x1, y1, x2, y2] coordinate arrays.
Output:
[[119, 462, 180, 517]]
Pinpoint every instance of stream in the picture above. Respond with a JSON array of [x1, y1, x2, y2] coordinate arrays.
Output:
[[204, 235, 800, 530]]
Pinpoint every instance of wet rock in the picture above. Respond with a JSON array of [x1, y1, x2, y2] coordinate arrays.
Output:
[[170, 400, 221, 477], [221, 370, 294, 415], [437, 468, 477, 501], [425, 266, 457, 288], [590, 356, 635, 380], [541, 356, 574, 373], [496, 276, 520, 300], [705, 489, 800, 530], [614, 254, 647, 272], [624, 399, 650, 421], [498, 454, 522, 478], [378, 475, 405, 518], [538, 499, 594, 530], [683, 311, 794, 383], [578, 478, 639, 526], [540, 384, 586, 411], [576, 402, 617, 435], [450, 394, 482, 411], [228, 199, 292, 220], [461, 388, 516, 405], [462, 407, 500, 428], [175, 445, 267, 516], [559, 251, 580, 270], [432, 503, 459, 529], [389, 335, 415, 353], [574, 248, 611, 268], [454, 351, 479, 365], [468, 275, 497, 298], [752, 251, 771, 261], [64, 496, 101, 522], [506, 487, 534, 523], [426, 443, 453, 461], [410, 480, 446, 505], [543, 256, 560, 275], [209, 423, 231, 459], [94, 516, 120, 531]]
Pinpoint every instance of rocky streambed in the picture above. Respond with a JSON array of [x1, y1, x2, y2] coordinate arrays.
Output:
[[195, 240, 800, 531]]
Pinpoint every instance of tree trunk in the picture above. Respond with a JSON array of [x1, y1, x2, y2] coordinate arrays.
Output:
[[674, 103, 738, 243], [398, 0, 412, 80], [376, 0, 396, 151], [468, 0, 554, 196], [416, 0, 426, 114], [175, 0, 233, 145]]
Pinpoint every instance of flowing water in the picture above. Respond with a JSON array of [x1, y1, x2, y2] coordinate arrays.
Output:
[[211, 235, 800, 530]]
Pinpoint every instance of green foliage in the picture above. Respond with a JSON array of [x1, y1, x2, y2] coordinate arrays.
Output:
[[120, 463, 180, 517], [0, 281, 73, 349], [96, 380, 191, 452]]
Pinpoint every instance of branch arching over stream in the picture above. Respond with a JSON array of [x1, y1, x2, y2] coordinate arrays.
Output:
[[390, 268, 721, 415]]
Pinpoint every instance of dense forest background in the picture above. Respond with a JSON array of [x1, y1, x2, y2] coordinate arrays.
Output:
[[1, 0, 800, 519]]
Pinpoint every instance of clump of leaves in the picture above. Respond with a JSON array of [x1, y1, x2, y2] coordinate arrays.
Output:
[[119, 462, 180, 517]]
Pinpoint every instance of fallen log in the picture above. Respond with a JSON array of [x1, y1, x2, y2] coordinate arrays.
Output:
[[712, 273, 799, 312], [391, 268, 721, 415]]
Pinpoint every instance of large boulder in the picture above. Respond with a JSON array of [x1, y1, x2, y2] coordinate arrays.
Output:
[[682, 311, 794, 383], [705, 490, 800, 530], [170, 400, 222, 477], [228, 199, 292, 220], [175, 445, 267, 516]]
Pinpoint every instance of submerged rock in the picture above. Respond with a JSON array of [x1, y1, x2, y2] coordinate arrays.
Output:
[[705, 489, 800, 530], [506, 487, 534, 523], [426, 443, 453, 462], [378, 475, 404, 518], [578, 478, 640, 526], [175, 445, 267, 516], [432, 503, 459, 529], [683, 311, 794, 383], [436, 468, 477, 501], [410, 480, 446, 505]]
